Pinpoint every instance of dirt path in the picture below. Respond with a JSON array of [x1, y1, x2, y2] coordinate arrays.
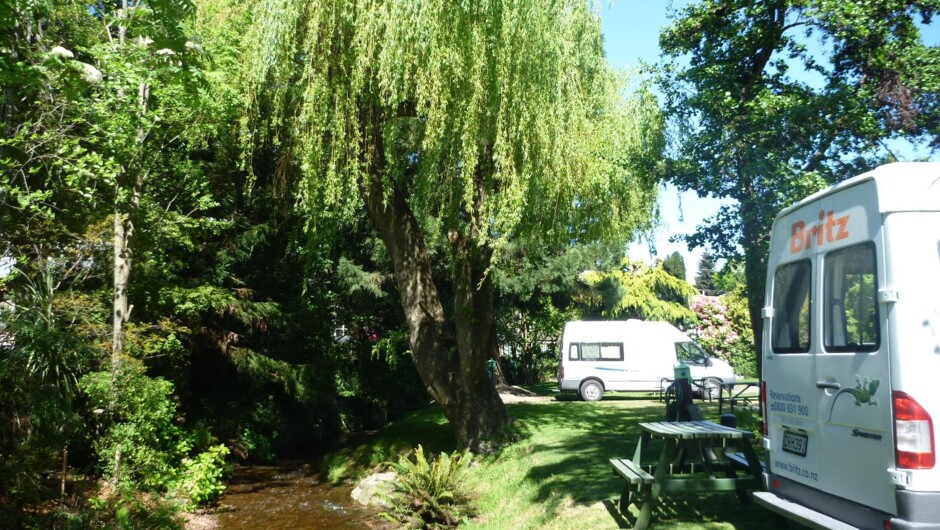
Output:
[[496, 385, 557, 404]]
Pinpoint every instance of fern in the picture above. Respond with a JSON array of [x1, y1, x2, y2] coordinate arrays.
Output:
[[382, 445, 475, 529]]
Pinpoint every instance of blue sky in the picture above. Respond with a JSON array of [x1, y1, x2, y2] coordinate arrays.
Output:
[[600, 0, 727, 280], [599, 1, 939, 281]]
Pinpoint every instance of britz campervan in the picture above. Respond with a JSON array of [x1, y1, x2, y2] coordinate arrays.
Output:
[[556, 319, 737, 401], [755, 163, 940, 530]]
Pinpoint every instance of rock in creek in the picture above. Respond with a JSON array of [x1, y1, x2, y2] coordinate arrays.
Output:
[[350, 472, 397, 507]]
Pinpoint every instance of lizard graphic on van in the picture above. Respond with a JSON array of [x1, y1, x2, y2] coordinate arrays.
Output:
[[827, 375, 880, 421]]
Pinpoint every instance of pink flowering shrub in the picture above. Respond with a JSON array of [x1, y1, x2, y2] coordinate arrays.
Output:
[[691, 295, 757, 377]]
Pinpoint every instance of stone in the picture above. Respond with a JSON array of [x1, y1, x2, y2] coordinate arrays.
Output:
[[350, 471, 397, 508]]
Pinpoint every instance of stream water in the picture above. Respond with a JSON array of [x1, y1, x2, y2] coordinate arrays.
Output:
[[216, 462, 389, 530]]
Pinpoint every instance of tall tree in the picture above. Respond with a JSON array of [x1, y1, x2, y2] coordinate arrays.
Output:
[[695, 251, 718, 295], [89, 0, 198, 369], [241, 0, 664, 450], [659, 0, 940, 364], [662, 251, 687, 280]]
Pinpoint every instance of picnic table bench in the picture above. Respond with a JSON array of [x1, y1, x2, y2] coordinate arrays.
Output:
[[610, 420, 764, 530]]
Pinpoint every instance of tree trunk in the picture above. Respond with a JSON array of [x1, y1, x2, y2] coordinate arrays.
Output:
[[452, 238, 511, 449], [112, 209, 131, 365], [111, 79, 149, 368], [358, 111, 510, 451], [740, 193, 767, 379], [489, 319, 508, 386]]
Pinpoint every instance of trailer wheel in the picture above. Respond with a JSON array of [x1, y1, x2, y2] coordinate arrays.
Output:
[[580, 380, 604, 402]]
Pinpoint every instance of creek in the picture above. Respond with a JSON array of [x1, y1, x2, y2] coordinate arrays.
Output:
[[216, 462, 389, 530]]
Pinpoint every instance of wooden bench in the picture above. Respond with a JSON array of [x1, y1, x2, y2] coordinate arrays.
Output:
[[610, 458, 654, 514], [611, 457, 655, 485]]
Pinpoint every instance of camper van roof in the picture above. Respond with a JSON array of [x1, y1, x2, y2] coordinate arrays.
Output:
[[773, 162, 940, 222]]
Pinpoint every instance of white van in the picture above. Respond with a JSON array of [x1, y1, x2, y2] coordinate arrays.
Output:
[[557, 319, 737, 401], [755, 163, 940, 530]]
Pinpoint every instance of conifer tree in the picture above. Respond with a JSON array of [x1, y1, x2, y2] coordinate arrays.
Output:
[[695, 252, 718, 296]]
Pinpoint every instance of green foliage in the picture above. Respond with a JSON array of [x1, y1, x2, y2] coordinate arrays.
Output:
[[659, 0, 940, 358], [695, 251, 718, 296], [79, 363, 228, 506], [662, 251, 687, 281], [497, 298, 573, 385], [713, 259, 746, 295], [493, 243, 608, 384], [80, 365, 184, 490], [734, 407, 763, 441], [85, 488, 184, 530], [169, 444, 230, 510], [383, 445, 475, 530], [578, 258, 697, 326], [0, 263, 96, 516], [242, 0, 663, 251], [337, 257, 387, 299], [235, 426, 277, 464], [691, 293, 757, 378]]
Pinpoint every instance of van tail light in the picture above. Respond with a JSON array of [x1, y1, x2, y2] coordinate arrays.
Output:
[[761, 381, 768, 436], [893, 391, 935, 469]]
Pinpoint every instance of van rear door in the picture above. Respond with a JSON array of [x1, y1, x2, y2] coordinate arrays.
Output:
[[765, 181, 896, 514]]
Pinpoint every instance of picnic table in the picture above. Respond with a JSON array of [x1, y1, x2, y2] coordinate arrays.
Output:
[[717, 381, 761, 416], [609, 420, 764, 530]]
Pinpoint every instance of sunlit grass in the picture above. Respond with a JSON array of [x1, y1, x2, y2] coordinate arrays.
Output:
[[326, 391, 793, 529]]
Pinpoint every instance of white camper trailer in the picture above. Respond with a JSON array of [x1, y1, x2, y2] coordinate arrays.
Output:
[[755, 163, 940, 530], [556, 319, 737, 401]]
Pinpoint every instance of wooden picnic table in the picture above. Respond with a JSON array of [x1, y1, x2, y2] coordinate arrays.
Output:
[[717, 381, 762, 416], [610, 420, 764, 530]]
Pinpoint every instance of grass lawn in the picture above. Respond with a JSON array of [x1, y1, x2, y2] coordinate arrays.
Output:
[[326, 384, 797, 529]]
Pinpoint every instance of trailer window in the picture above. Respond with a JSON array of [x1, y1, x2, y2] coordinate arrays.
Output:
[[568, 344, 579, 360], [576, 342, 624, 361], [824, 243, 879, 352], [772, 260, 812, 353]]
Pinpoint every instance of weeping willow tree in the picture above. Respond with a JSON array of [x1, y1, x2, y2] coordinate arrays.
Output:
[[240, 0, 664, 450]]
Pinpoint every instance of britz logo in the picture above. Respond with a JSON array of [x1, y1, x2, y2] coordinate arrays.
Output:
[[790, 210, 850, 254]]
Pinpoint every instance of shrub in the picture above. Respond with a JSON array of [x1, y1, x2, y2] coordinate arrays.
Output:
[[79, 363, 229, 510], [383, 445, 475, 529], [86, 487, 184, 530], [0, 293, 94, 518], [170, 444, 230, 510], [80, 365, 185, 490], [691, 294, 757, 377]]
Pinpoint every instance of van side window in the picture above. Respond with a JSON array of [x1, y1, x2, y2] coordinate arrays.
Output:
[[568, 344, 579, 360], [772, 260, 811, 353], [824, 243, 879, 352], [575, 342, 624, 361]]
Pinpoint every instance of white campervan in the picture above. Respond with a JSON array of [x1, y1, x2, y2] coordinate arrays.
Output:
[[557, 319, 737, 401], [755, 163, 940, 530]]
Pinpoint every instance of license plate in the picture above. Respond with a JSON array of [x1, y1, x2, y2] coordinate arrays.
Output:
[[782, 430, 808, 456]]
